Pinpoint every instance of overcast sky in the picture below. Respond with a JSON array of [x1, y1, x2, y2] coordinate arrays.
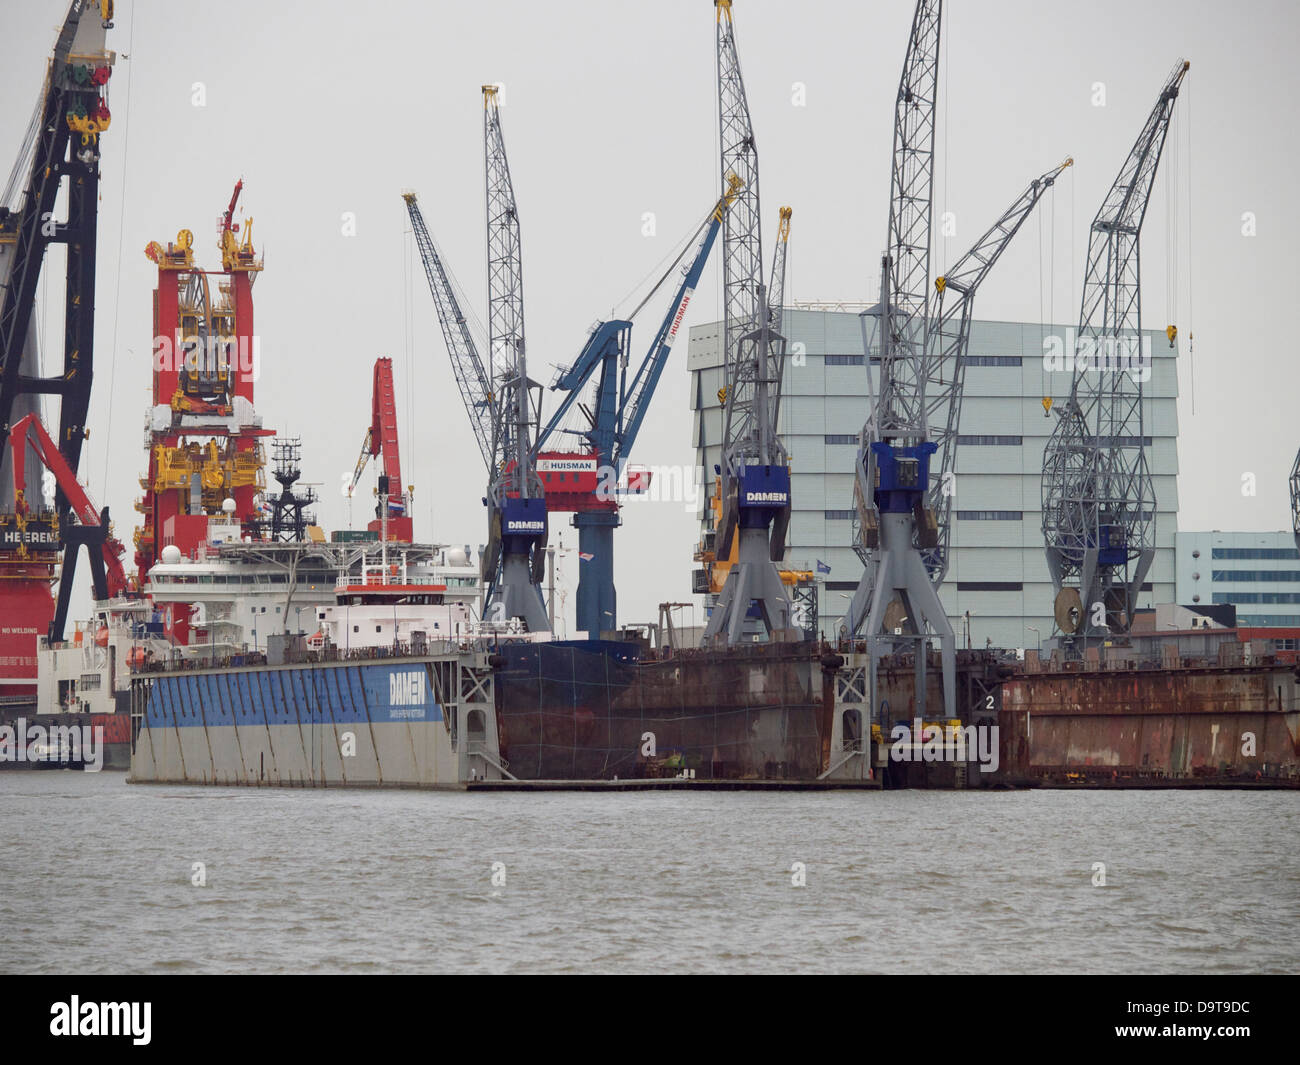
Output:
[[3, 0, 1296, 632]]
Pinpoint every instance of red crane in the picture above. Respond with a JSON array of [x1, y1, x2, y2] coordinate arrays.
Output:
[[8, 414, 130, 638], [348, 357, 412, 541]]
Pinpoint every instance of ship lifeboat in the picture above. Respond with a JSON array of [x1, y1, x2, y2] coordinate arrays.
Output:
[[95, 626, 110, 648]]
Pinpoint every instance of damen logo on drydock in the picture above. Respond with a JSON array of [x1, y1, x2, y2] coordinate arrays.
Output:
[[389, 671, 427, 719]]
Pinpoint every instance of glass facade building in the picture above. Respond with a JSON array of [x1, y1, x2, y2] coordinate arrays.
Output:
[[1175, 531, 1300, 628]]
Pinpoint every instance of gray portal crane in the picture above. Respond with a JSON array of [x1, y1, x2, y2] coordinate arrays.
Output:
[[1041, 61, 1189, 647], [481, 85, 548, 631], [403, 87, 548, 632], [841, 0, 1066, 724], [703, 0, 795, 646]]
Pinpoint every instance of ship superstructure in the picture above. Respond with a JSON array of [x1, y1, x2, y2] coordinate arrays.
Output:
[[135, 181, 270, 645]]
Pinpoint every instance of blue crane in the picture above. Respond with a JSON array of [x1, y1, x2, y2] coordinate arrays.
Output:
[[535, 180, 739, 638]]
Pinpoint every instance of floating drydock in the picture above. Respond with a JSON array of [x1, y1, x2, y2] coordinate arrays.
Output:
[[124, 629, 1300, 791], [126, 639, 1012, 788], [128, 651, 500, 788], [998, 642, 1300, 786]]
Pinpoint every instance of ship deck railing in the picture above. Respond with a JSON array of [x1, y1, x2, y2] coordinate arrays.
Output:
[[133, 636, 503, 674]]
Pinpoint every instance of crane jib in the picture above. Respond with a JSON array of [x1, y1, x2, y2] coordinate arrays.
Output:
[[665, 288, 695, 346]]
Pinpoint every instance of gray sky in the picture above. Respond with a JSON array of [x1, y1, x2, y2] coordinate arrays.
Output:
[[3, 0, 1297, 631]]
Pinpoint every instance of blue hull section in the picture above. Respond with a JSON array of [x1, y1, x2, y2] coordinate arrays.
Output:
[[143, 661, 442, 729]]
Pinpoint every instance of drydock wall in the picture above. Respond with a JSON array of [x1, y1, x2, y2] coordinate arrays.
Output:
[[129, 655, 498, 788], [1000, 659, 1300, 783]]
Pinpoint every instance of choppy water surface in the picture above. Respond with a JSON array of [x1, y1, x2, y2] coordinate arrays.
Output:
[[1, 772, 1296, 973]]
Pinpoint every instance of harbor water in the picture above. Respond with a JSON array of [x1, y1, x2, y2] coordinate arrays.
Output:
[[1, 772, 1296, 974]]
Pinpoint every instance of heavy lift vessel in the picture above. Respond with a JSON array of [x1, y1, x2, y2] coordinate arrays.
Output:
[[135, 181, 271, 644]]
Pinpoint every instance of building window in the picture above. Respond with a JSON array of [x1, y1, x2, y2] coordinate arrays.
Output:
[[1239, 614, 1300, 627], [956, 435, 1022, 446], [956, 510, 1023, 521], [965, 355, 1022, 366], [1211, 547, 1300, 560], [1087, 435, 1153, 447], [824, 581, 859, 592], [1211, 571, 1300, 583], [825, 354, 864, 366], [824, 510, 855, 520], [1212, 592, 1300, 605], [956, 582, 1023, 592], [1272, 638, 1299, 651], [823, 434, 857, 445]]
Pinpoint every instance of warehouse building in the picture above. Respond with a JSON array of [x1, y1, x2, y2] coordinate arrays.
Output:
[[687, 306, 1179, 649]]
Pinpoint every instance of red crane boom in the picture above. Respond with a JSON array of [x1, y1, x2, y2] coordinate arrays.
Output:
[[348, 357, 412, 541], [8, 414, 129, 609]]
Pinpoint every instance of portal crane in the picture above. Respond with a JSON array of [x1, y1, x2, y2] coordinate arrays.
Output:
[[348, 357, 412, 542], [840, 0, 948, 716], [9, 413, 128, 641], [841, 0, 1062, 724], [480, 85, 549, 631], [412, 88, 551, 628], [536, 180, 739, 637], [703, 0, 795, 646], [1041, 60, 1189, 646]]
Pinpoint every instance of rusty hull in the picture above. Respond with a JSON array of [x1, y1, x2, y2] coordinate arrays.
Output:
[[1000, 660, 1300, 784], [493, 640, 836, 780]]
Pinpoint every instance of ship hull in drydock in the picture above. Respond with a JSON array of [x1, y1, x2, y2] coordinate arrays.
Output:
[[492, 640, 835, 781]]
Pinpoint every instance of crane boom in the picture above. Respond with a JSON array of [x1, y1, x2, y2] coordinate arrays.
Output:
[[869, 0, 941, 443], [767, 207, 791, 334], [1041, 60, 1188, 643], [346, 357, 411, 540], [922, 158, 1073, 581], [540, 183, 738, 472], [1291, 447, 1300, 553], [371, 357, 402, 487], [620, 194, 736, 468], [533, 185, 736, 638], [403, 192, 496, 472], [767, 206, 792, 425], [9, 413, 128, 639]]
